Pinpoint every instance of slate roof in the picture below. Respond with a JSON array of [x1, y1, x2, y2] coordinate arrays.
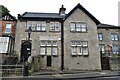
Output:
[[65, 3, 100, 25], [97, 24, 120, 29], [18, 12, 64, 19], [18, 3, 100, 24]]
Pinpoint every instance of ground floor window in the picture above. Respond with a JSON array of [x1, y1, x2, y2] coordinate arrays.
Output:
[[99, 44, 105, 54], [112, 44, 119, 54], [40, 40, 58, 56], [71, 41, 89, 56]]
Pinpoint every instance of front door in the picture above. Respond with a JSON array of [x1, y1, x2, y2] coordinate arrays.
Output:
[[47, 56, 52, 67], [21, 41, 31, 62], [101, 57, 110, 70]]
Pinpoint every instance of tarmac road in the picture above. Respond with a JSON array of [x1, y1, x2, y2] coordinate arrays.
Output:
[[1, 76, 120, 80]]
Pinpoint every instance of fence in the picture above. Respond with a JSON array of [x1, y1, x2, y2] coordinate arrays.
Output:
[[110, 57, 120, 71], [0, 65, 24, 77]]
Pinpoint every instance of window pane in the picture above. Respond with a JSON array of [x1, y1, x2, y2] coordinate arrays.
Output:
[[31, 24, 36, 31], [76, 23, 81, 31], [81, 27, 86, 32], [40, 47, 46, 55], [5, 23, 12, 33], [52, 47, 58, 55], [47, 47, 51, 55], [36, 24, 41, 31], [47, 41, 52, 46], [112, 45, 119, 54], [71, 47, 77, 55], [98, 33, 103, 41], [111, 34, 115, 40], [71, 41, 76, 46], [50, 22, 54, 31], [53, 41, 57, 46], [115, 34, 118, 40], [70, 23, 75, 31], [81, 23, 87, 32], [41, 41, 46, 46], [41, 23, 46, 31], [82, 41, 88, 47], [77, 47, 82, 55], [55, 22, 59, 31], [77, 41, 82, 46], [82, 47, 88, 55]]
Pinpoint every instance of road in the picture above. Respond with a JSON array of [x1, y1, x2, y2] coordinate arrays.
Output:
[[1, 76, 120, 80]]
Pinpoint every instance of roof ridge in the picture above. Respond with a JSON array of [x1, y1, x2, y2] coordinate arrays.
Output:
[[98, 23, 119, 27], [26, 12, 59, 14]]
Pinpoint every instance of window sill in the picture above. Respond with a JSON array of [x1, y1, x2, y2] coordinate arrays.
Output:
[[70, 31, 88, 33], [49, 31, 60, 33], [25, 29, 46, 32]]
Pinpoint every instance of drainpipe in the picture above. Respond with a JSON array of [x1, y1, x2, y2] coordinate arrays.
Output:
[[61, 20, 64, 71]]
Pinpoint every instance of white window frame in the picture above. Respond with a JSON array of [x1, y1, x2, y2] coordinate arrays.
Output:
[[5, 23, 12, 33], [98, 33, 103, 41], [52, 47, 58, 56], [82, 47, 88, 55], [52, 41, 58, 46], [50, 22, 59, 31], [77, 47, 82, 55], [70, 22, 75, 31], [111, 33, 118, 41], [40, 47, 46, 55], [82, 41, 88, 47], [70, 22, 87, 32], [40, 41, 46, 46], [47, 47, 52, 55], [71, 47, 77, 55]]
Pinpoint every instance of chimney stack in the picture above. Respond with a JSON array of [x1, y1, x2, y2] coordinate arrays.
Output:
[[59, 5, 66, 16]]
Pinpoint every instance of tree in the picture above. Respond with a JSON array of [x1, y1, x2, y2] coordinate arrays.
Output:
[[0, 5, 9, 15]]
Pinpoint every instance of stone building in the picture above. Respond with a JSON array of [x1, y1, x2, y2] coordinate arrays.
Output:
[[98, 24, 120, 70], [15, 10, 64, 71], [14, 3, 120, 71], [63, 4, 101, 70]]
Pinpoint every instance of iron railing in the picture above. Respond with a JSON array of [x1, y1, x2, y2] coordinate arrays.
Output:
[[0, 65, 24, 77]]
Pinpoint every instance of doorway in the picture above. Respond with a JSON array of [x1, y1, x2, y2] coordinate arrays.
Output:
[[21, 41, 31, 62], [101, 57, 110, 70], [47, 56, 52, 67]]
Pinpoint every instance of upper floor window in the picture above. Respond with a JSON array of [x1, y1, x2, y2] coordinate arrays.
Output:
[[36, 23, 46, 31], [50, 22, 59, 31], [26, 21, 46, 31], [111, 33, 118, 41], [112, 44, 119, 54], [5, 23, 12, 33], [98, 33, 103, 41], [70, 22, 87, 32]]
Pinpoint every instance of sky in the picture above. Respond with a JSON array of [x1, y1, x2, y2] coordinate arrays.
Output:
[[1, 0, 119, 26]]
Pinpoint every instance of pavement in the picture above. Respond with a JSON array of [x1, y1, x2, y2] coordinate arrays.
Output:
[[1, 70, 120, 79], [30, 70, 120, 79]]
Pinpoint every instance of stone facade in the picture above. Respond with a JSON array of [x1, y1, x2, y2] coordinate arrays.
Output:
[[98, 24, 120, 70], [14, 3, 120, 71], [64, 8, 101, 70], [15, 20, 62, 71]]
